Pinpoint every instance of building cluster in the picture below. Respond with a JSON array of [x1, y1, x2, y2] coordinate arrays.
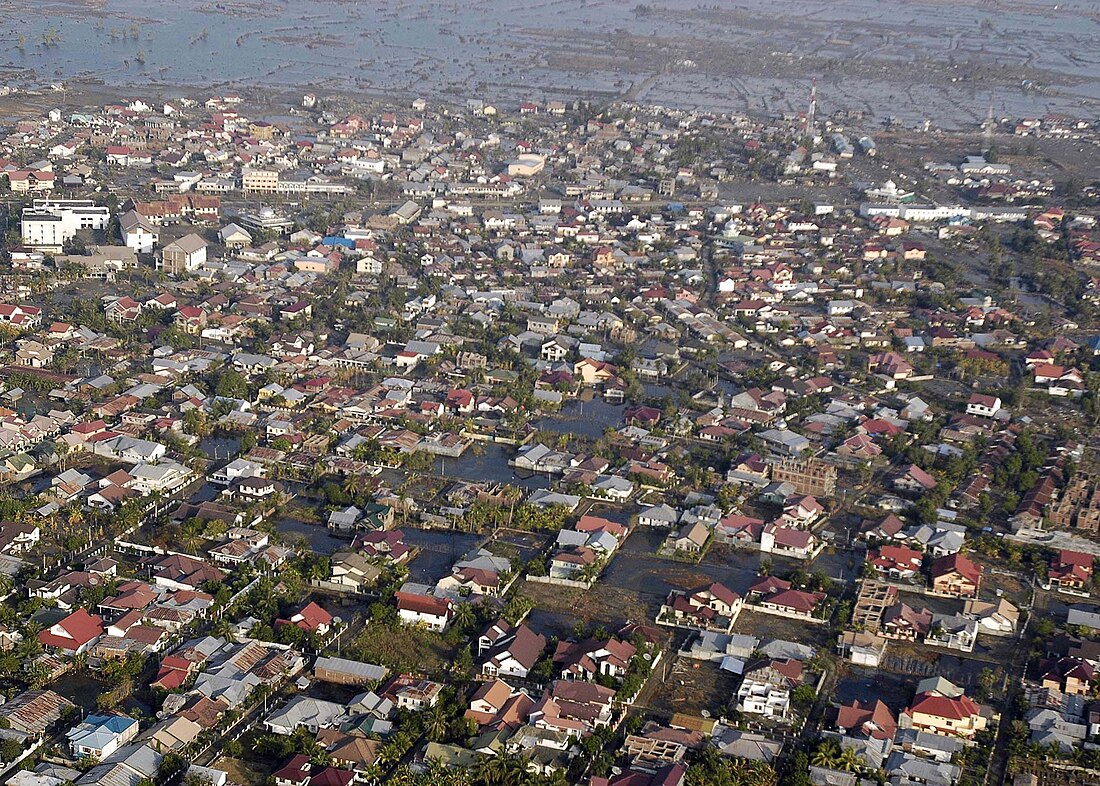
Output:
[[0, 88, 1098, 786]]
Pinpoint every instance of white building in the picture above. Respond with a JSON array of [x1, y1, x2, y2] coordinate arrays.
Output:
[[120, 210, 158, 253], [21, 199, 110, 252]]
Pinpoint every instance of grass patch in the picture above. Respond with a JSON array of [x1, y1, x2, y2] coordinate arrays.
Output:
[[346, 623, 454, 675]]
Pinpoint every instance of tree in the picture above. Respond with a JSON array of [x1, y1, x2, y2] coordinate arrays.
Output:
[[215, 368, 249, 399], [425, 702, 449, 742], [0, 738, 21, 762], [811, 739, 841, 768]]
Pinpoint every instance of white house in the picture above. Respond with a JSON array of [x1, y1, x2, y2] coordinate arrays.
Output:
[[965, 394, 1001, 419], [120, 210, 158, 253], [395, 592, 452, 632], [67, 714, 139, 759]]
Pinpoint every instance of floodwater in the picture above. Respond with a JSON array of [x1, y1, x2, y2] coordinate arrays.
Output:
[[402, 527, 482, 584], [533, 398, 622, 439], [198, 436, 240, 461], [432, 442, 545, 488], [4, 0, 1100, 127], [275, 516, 349, 555]]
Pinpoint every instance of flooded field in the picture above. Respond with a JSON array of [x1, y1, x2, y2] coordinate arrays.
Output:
[[1, 0, 1098, 127]]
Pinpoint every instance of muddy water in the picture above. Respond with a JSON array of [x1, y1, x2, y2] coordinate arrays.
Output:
[[3, 0, 1099, 127]]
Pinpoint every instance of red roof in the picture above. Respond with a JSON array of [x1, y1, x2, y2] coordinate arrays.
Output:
[[931, 553, 982, 584], [762, 589, 822, 614], [395, 591, 451, 618], [38, 608, 102, 650], [907, 691, 980, 721]]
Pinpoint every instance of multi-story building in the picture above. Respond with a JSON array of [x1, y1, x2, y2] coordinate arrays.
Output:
[[21, 199, 110, 252], [770, 456, 837, 498], [241, 167, 280, 193]]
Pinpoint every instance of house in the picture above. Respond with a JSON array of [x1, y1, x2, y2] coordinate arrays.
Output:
[[313, 657, 387, 687], [659, 582, 742, 632], [38, 608, 103, 654], [1041, 657, 1095, 696], [149, 553, 225, 591], [748, 577, 825, 620], [638, 504, 679, 528], [219, 223, 252, 249], [530, 680, 616, 736], [881, 603, 933, 642], [465, 679, 535, 729], [836, 631, 888, 668], [868, 545, 924, 581], [105, 296, 142, 323], [836, 699, 897, 741], [275, 602, 333, 637], [121, 210, 158, 253], [265, 696, 347, 735], [665, 521, 709, 555], [272, 755, 355, 786], [965, 393, 1001, 419], [388, 676, 444, 710], [479, 621, 547, 679], [925, 613, 979, 652], [316, 729, 381, 776], [329, 552, 382, 593], [67, 713, 139, 759], [902, 691, 988, 738], [590, 763, 688, 786], [1049, 550, 1093, 591], [894, 464, 937, 494], [0, 521, 40, 554], [0, 689, 75, 736], [759, 523, 819, 560], [160, 233, 208, 275], [930, 553, 982, 598], [553, 637, 636, 681], [736, 659, 804, 720], [963, 598, 1019, 636], [395, 591, 452, 631]]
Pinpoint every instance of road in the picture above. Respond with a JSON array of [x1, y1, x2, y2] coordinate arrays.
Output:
[[983, 585, 1033, 786]]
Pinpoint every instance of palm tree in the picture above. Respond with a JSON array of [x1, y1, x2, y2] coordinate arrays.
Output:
[[451, 601, 476, 633], [361, 763, 385, 785], [180, 517, 204, 552], [811, 739, 841, 769], [474, 754, 508, 786], [836, 746, 863, 773], [425, 703, 449, 742], [341, 470, 362, 498]]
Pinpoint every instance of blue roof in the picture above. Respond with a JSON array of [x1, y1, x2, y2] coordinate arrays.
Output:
[[322, 236, 355, 249]]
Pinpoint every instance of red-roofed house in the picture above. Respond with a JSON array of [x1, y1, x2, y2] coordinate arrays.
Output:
[[275, 601, 333, 636], [1050, 550, 1093, 591], [894, 463, 938, 494], [38, 608, 103, 654], [930, 553, 982, 598], [965, 393, 1001, 419], [869, 545, 924, 581], [395, 592, 452, 632], [903, 691, 987, 737], [836, 699, 897, 741]]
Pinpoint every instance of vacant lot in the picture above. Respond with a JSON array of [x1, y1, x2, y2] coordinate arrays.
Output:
[[517, 578, 654, 633], [834, 665, 914, 711], [734, 608, 834, 652], [640, 657, 740, 722], [346, 622, 454, 677]]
